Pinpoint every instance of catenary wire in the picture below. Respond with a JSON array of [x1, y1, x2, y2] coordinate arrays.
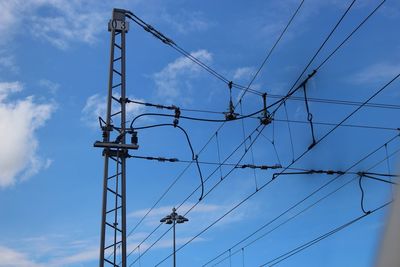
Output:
[[202, 135, 400, 266], [124, 0, 388, 262], [270, 0, 386, 116], [234, 0, 305, 102], [122, 0, 310, 241], [126, 123, 264, 265], [153, 72, 399, 265], [270, 0, 357, 114], [261, 201, 391, 267], [128, 123, 266, 266]]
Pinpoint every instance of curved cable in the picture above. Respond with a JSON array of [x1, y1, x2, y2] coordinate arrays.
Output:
[[358, 175, 369, 214], [203, 137, 400, 266], [132, 123, 204, 200], [153, 71, 400, 265]]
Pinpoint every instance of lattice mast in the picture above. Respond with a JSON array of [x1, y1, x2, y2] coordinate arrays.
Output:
[[94, 8, 138, 267]]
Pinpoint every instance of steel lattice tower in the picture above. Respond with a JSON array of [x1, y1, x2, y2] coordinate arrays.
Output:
[[94, 8, 138, 267]]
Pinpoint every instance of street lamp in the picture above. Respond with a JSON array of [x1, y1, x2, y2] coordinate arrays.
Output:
[[160, 207, 188, 267]]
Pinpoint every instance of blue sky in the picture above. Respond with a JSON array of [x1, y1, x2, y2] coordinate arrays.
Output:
[[0, 0, 399, 266]]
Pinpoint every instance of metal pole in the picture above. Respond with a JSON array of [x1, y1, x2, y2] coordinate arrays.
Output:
[[120, 21, 128, 267], [173, 219, 176, 267], [97, 9, 134, 267], [99, 10, 116, 267]]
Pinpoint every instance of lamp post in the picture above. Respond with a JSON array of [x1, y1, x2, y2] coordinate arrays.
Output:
[[160, 207, 188, 267]]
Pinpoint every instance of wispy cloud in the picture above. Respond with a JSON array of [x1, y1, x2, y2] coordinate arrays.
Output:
[[233, 66, 256, 81], [160, 10, 211, 34], [153, 49, 212, 104], [0, 246, 43, 267], [0, 50, 18, 73], [0, 81, 55, 188], [39, 79, 60, 95], [350, 62, 400, 85], [81, 94, 146, 128], [0, 0, 106, 50]]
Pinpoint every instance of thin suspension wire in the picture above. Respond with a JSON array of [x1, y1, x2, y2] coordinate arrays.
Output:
[[269, 0, 386, 117], [145, 125, 268, 267], [283, 101, 295, 163], [155, 73, 400, 265], [124, 0, 388, 260], [240, 100, 259, 190], [315, 0, 386, 71], [261, 202, 391, 267], [204, 138, 400, 266], [126, 0, 387, 120], [235, 0, 305, 102], [256, 129, 282, 166], [215, 132, 224, 180], [128, 124, 265, 266], [126, 105, 399, 132], [128, 96, 400, 114], [272, 0, 357, 114], [384, 143, 394, 197], [239, 101, 249, 152], [273, 118, 399, 132], [132, 123, 205, 200]]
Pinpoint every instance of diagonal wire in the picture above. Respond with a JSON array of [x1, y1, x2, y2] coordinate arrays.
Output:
[[261, 201, 391, 267], [205, 136, 400, 266], [234, 0, 306, 102], [155, 72, 400, 265]]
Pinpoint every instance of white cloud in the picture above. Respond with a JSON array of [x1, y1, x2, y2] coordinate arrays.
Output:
[[39, 79, 60, 94], [350, 62, 400, 85], [81, 94, 146, 128], [47, 246, 98, 266], [233, 66, 256, 81], [0, 50, 18, 73], [30, 9, 105, 50], [153, 49, 212, 104], [0, 81, 23, 101], [161, 11, 211, 34], [0, 246, 43, 267], [0, 81, 54, 188], [0, 0, 106, 49]]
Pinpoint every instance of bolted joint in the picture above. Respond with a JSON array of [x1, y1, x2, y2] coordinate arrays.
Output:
[[130, 131, 138, 146]]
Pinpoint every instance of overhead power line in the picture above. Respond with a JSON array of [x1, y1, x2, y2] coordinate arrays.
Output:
[[128, 123, 267, 266], [270, 0, 357, 115], [201, 135, 400, 266], [126, 123, 265, 265], [270, 0, 386, 116], [235, 0, 306, 103], [152, 69, 400, 265], [260, 201, 391, 267], [127, 94, 400, 113], [121, 1, 392, 264]]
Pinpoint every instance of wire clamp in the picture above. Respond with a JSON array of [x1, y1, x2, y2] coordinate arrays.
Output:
[[130, 130, 138, 146], [173, 107, 181, 127], [224, 81, 238, 120]]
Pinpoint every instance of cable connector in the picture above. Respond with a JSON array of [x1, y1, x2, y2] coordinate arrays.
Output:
[[173, 107, 181, 127], [131, 131, 138, 146], [260, 93, 273, 125], [224, 81, 238, 120]]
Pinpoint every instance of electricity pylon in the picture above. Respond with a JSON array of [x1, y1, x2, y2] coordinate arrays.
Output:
[[94, 8, 138, 267]]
